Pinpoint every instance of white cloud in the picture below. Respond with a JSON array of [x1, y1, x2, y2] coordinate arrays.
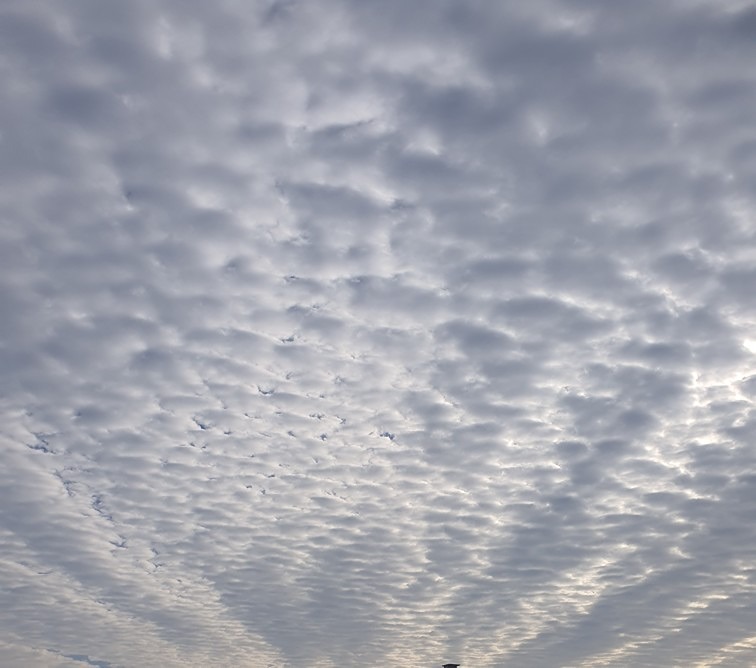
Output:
[[2, 0, 756, 665]]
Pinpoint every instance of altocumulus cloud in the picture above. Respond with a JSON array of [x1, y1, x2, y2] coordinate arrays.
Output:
[[2, 0, 756, 666]]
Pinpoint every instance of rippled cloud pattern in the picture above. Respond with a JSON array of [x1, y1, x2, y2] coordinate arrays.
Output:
[[2, 1, 756, 666]]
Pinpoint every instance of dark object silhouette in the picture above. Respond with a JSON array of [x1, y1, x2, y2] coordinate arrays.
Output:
[[443, 664, 460, 668]]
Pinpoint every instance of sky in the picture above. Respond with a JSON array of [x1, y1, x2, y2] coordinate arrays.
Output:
[[2, 1, 756, 666]]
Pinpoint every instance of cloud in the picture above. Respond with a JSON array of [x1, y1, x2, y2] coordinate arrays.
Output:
[[2, 0, 756, 666]]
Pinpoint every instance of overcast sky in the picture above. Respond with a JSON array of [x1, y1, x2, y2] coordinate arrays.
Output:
[[2, 1, 756, 666]]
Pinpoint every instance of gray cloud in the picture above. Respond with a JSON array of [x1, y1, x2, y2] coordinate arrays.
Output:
[[2, 0, 756, 666]]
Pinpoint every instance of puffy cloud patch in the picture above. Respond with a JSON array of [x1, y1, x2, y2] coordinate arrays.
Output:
[[2, 0, 756, 666]]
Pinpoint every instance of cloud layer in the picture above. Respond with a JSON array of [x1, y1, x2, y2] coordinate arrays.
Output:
[[2, 1, 756, 666]]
